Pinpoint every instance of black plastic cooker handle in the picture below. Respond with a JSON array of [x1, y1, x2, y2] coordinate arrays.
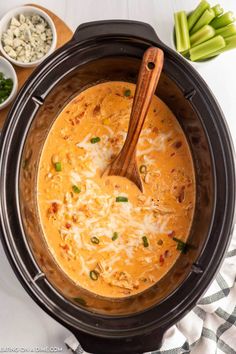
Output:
[[69, 327, 166, 354], [72, 20, 162, 45]]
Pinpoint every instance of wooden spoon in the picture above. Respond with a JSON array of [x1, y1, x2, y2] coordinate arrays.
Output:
[[105, 47, 164, 192]]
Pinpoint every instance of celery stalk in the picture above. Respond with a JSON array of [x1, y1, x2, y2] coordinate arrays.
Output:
[[190, 25, 215, 46], [201, 35, 236, 58], [210, 11, 235, 29], [190, 8, 215, 34], [189, 35, 225, 61], [174, 12, 182, 52], [187, 0, 210, 31], [181, 49, 190, 58], [215, 23, 236, 38], [174, 11, 190, 52], [212, 4, 223, 17]]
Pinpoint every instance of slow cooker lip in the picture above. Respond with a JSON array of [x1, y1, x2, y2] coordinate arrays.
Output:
[[0, 25, 235, 338]]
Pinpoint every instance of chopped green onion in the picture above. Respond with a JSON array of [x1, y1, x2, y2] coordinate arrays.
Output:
[[91, 236, 99, 244], [174, 11, 190, 52], [0, 72, 13, 104], [89, 270, 99, 281], [124, 89, 131, 97], [210, 11, 235, 29], [73, 297, 87, 306], [190, 8, 215, 34], [189, 35, 225, 61], [187, 0, 210, 31], [112, 232, 118, 241], [215, 23, 236, 38], [211, 4, 223, 17], [201, 34, 236, 58], [139, 164, 147, 174], [142, 236, 149, 248], [116, 196, 128, 202], [190, 25, 215, 47], [173, 237, 195, 254], [72, 185, 81, 194], [90, 136, 100, 144], [54, 162, 62, 172], [173, 237, 188, 253]]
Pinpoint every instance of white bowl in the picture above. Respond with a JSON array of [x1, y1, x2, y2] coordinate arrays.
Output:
[[0, 56, 18, 110], [0, 6, 57, 68]]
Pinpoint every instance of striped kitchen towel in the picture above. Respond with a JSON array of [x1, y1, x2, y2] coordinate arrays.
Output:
[[152, 229, 236, 354], [65, 230, 236, 354]]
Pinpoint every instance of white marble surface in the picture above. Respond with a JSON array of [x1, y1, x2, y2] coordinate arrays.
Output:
[[0, 0, 235, 352]]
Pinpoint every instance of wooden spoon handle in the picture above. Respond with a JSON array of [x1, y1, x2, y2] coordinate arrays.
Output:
[[106, 47, 164, 191], [122, 47, 164, 158]]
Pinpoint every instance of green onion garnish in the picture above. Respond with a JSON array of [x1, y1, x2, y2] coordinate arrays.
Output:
[[89, 270, 99, 281], [124, 89, 131, 97], [91, 236, 99, 244], [54, 162, 62, 171], [112, 232, 118, 241], [0, 72, 13, 104], [116, 196, 128, 202], [72, 185, 81, 194], [173, 237, 193, 254], [142, 236, 149, 248], [73, 297, 87, 306], [90, 137, 100, 144], [139, 164, 147, 174]]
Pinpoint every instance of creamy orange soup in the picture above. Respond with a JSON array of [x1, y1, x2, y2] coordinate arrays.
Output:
[[37, 81, 195, 298]]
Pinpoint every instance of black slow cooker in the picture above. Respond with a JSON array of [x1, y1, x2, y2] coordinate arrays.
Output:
[[0, 20, 235, 354]]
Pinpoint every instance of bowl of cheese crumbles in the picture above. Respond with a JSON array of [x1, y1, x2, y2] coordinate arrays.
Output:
[[0, 6, 57, 67]]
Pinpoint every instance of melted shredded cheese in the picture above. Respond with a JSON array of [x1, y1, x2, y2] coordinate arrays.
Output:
[[38, 81, 195, 298]]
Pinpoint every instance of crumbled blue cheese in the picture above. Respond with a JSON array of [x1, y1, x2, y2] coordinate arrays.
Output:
[[1, 14, 53, 63]]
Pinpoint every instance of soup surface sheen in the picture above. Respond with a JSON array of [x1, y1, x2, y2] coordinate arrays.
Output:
[[37, 81, 195, 298]]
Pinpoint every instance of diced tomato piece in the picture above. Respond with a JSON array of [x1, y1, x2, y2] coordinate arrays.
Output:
[[164, 250, 170, 258], [60, 244, 69, 252], [168, 230, 175, 238], [48, 202, 59, 214]]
